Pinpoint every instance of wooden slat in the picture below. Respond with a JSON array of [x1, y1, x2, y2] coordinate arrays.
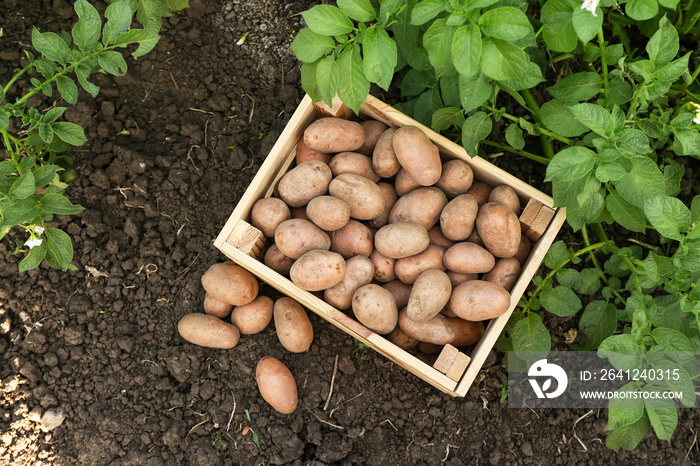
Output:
[[446, 352, 471, 382], [314, 95, 355, 119], [525, 204, 556, 242], [434, 344, 459, 373], [225, 219, 267, 260], [519, 199, 543, 232]]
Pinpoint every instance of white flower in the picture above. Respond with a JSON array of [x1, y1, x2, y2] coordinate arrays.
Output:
[[691, 102, 700, 125], [581, 0, 599, 15], [25, 237, 43, 249], [33, 226, 45, 235]]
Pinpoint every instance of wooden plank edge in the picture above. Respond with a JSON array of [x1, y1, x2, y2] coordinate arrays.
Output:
[[446, 353, 471, 382]]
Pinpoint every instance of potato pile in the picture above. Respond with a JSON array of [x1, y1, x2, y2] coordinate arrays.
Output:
[[252, 117, 532, 356]]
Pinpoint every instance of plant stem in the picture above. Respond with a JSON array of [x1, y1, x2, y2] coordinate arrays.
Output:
[[2, 65, 33, 97], [480, 140, 551, 165], [484, 105, 573, 145], [582, 223, 628, 302], [690, 63, 700, 84], [521, 89, 555, 159], [548, 53, 576, 64], [597, 28, 609, 86]]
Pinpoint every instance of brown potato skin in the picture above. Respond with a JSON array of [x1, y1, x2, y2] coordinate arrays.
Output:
[[290, 206, 308, 220], [264, 244, 295, 276], [483, 258, 521, 292], [178, 313, 240, 349], [387, 325, 420, 351], [449, 280, 511, 321], [231, 296, 274, 334], [514, 235, 532, 265], [289, 250, 346, 291], [392, 126, 442, 186], [467, 228, 484, 247], [330, 220, 374, 259], [374, 222, 430, 259], [306, 196, 350, 232], [398, 310, 455, 345], [440, 194, 479, 241], [466, 182, 493, 207], [446, 271, 478, 288], [428, 225, 456, 250], [407, 269, 452, 323], [324, 256, 375, 310], [476, 202, 521, 258], [389, 187, 448, 230], [275, 219, 331, 260], [443, 242, 496, 274], [447, 317, 485, 347], [296, 139, 332, 165], [203, 293, 234, 318], [372, 127, 400, 178], [352, 284, 398, 335], [304, 117, 365, 153], [278, 160, 332, 208], [256, 356, 298, 414], [382, 280, 413, 310], [328, 173, 385, 220], [251, 197, 291, 238], [418, 342, 442, 354], [358, 120, 389, 156], [368, 182, 398, 229], [329, 152, 380, 182], [436, 159, 474, 198], [489, 185, 521, 216], [394, 244, 445, 285], [274, 297, 314, 352], [369, 249, 396, 282], [394, 168, 421, 196], [201, 262, 258, 306]]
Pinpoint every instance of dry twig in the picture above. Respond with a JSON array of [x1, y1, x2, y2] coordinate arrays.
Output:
[[304, 406, 344, 429], [572, 410, 594, 452], [324, 355, 339, 411]]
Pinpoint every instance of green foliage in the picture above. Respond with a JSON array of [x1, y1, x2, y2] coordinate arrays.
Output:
[[1, 0, 163, 272]]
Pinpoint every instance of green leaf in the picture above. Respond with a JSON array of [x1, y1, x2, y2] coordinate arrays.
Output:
[[649, 359, 696, 407], [431, 107, 464, 132], [607, 382, 645, 430], [691, 195, 700, 223], [642, 387, 677, 442], [606, 411, 650, 452], [337, 0, 376, 22], [114, 29, 160, 57], [626, 0, 658, 21], [392, 7, 432, 71], [606, 189, 646, 233], [302, 5, 354, 36], [670, 112, 695, 129], [43, 107, 67, 124], [56, 76, 78, 105], [545, 146, 596, 182], [0, 109, 9, 130], [439, 74, 460, 107], [598, 335, 644, 371], [541, 0, 577, 53], [363, 27, 397, 91], [52, 122, 87, 146], [616, 128, 651, 156], [459, 73, 491, 112], [316, 56, 339, 107], [18, 239, 47, 273], [569, 103, 613, 137], [643, 195, 690, 241], [38, 123, 54, 143], [72, 0, 102, 52], [653, 53, 690, 82], [413, 87, 442, 127], [44, 227, 74, 271], [9, 171, 36, 199], [451, 24, 482, 78], [673, 128, 700, 156], [410, 0, 447, 25], [0, 85, 4, 102], [39, 193, 85, 215], [423, 19, 456, 75], [577, 268, 604, 295], [546, 72, 602, 102], [540, 285, 582, 317], [572, 4, 602, 44], [659, 0, 680, 7], [567, 186, 604, 231], [557, 268, 581, 290], [98, 51, 128, 76], [646, 16, 677, 67], [400, 69, 433, 97], [571, 301, 617, 350], [33, 165, 61, 188], [615, 158, 666, 209], [540, 100, 589, 137], [480, 38, 529, 81], [479, 7, 532, 41], [505, 124, 525, 150], [103, 0, 134, 45], [336, 44, 370, 115], [596, 161, 626, 183], [301, 61, 322, 103], [651, 327, 693, 354], [290, 28, 335, 63], [461, 111, 492, 156], [512, 313, 552, 353], [0, 161, 15, 175], [75, 65, 99, 97], [605, 78, 633, 105], [31, 28, 71, 65]]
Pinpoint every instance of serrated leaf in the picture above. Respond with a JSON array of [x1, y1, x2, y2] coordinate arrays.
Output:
[[540, 100, 589, 137], [336, 44, 370, 115], [546, 71, 602, 102], [363, 27, 397, 91], [302, 5, 354, 36], [462, 111, 491, 156], [32, 28, 71, 65], [606, 411, 650, 452], [72, 0, 102, 52], [9, 171, 36, 199], [410, 0, 447, 25], [291, 28, 335, 63], [572, 4, 602, 44], [571, 300, 616, 351], [52, 122, 87, 146], [459, 73, 491, 112], [505, 124, 525, 150], [18, 239, 47, 273], [451, 24, 482, 78], [56, 76, 78, 105], [605, 189, 646, 233], [98, 51, 128, 76], [643, 195, 690, 241], [646, 16, 677, 66], [479, 7, 532, 41], [337, 0, 375, 22], [103, 0, 134, 45], [44, 227, 74, 270]]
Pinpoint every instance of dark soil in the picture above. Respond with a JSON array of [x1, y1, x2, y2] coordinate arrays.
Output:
[[1, 1, 698, 465]]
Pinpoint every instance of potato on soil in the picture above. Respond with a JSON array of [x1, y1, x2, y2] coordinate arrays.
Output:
[[264, 244, 295, 275], [372, 127, 400, 178], [251, 197, 291, 238], [394, 168, 421, 196], [449, 280, 511, 321], [277, 160, 332, 208], [289, 250, 346, 291], [484, 258, 521, 291], [440, 194, 479, 241], [407, 269, 452, 323], [392, 126, 442, 186], [443, 242, 495, 274], [231, 296, 274, 334], [329, 152, 380, 182], [374, 222, 430, 259], [358, 120, 389, 156], [306, 196, 350, 232], [476, 202, 521, 258], [203, 293, 233, 318], [178, 313, 240, 349], [466, 182, 493, 207], [201, 262, 258, 306], [274, 297, 314, 352], [324, 256, 374, 311], [389, 187, 447, 230], [369, 249, 396, 282], [351, 284, 398, 334], [446, 317, 485, 347], [368, 182, 398, 229], [304, 117, 365, 153], [398, 310, 455, 346], [387, 326, 420, 351], [256, 356, 298, 414], [488, 185, 521, 216], [436, 159, 474, 198], [296, 139, 332, 165], [328, 173, 385, 220], [382, 280, 413, 310], [394, 244, 445, 285], [330, 220, 374, 259], [274, 219, 331, 259]]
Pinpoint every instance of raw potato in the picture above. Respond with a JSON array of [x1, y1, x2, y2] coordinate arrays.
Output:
[[351, 284, 398, 334], [427, 225, 456, 250], [328, 173, 385, 220], [289, 250, 346, 291], [394, 168, 421, 196], [329, 152, 380, 182], [369, 249, 396, 282], [476, 202, 521, 258], [466, 182, 493, 207], [398, 310, 455, 345], [392, 126, 442, 186], [514, 235, 532, 265], [178, 313, 240, 349], [374, 222, 430, 259], [274, 219, 331, 259], [394, 244, 445, 285], [330, 220, 374, 259], [443, 242, 496, 274], [231, 296, 274, 334], [296, 139, 332, 165], [407, 269, 452, 322], [447, 317, 485, 347], [274, 297, 314, 352], [304, 117, 365, 153], [324, 256, 375, 310], [201, 262, 258, 306], [256, 356, 298, 414], [484, 258, 521, 291], [251, 197, 291, 238], [436, 159, 474, 198], [203, 293, 234, 318], [372, 127, 400, 178], [440, 194, 479, 241], [446, 271, 478, 288], [358, 120, 388, 156], [382, 280, 413, 310], [264, 244, 295, 275], [449, 280, 511, 321], [290, 206, 308, 220], [386, 326, 419, 351], [306, 196, 350, 231], [277, 160, 332, 208], [489, 185, 521, 216], [368, 182, 398, 229], [418, 342, 442, 354], [467, 228, 484, 247], [389, 187, 448, 230]]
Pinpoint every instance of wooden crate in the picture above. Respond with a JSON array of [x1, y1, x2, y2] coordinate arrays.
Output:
[[214, 94, 566, 397]]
